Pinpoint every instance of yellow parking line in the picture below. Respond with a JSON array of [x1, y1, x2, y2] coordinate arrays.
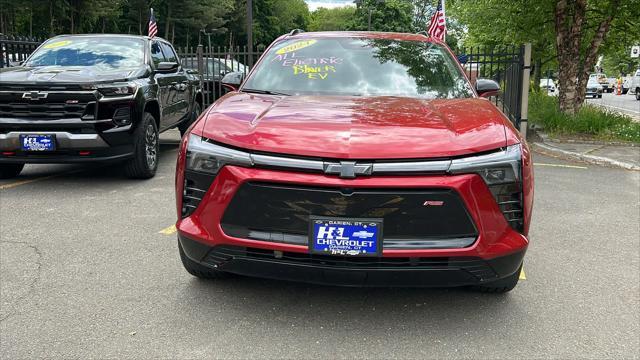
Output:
[[534, 162, 588, 169], [159, 224, 177, 235], [0, 171, 77, 190], [519, 267, 527, 280]]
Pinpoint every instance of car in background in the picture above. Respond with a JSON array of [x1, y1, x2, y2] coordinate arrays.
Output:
[[0, 34, 203, 179], [628, 69, 640, 101], [175, 31, 533, 292], [182, 57, 247, 103], [590, 73, 611, 93], [539, 78, 556, 94], [586, 77, 603, 98]]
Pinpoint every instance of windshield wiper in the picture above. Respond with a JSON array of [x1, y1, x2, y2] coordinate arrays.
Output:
[[242, 88, 290, 96]]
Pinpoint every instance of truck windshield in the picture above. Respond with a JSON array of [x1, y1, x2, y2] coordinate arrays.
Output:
[[243, 37, 473, 99], [26, 37, 144, 69]]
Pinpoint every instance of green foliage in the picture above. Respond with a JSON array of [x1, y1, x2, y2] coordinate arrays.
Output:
[[349, 0, 413, 33], [308, 7, 356, 32], [529, 91, 640, 143]]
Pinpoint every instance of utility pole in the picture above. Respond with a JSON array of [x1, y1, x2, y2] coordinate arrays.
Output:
[[247, 0, 253, 68]]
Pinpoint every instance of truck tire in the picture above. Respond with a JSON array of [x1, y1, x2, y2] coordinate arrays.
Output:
[[179, 102, 202, 137], [124, 112, 158, 179], [0, 163, 24, 179], [636, 89, 640, 101]]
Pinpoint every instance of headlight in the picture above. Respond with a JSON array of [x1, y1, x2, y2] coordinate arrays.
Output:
[[185, 134, 252, 175], [96, 82, 138, 96], [448, 144, 521, 185]]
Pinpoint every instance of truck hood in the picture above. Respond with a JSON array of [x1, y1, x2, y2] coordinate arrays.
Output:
[[199, 93, 509, 159], [0, 65, 148, 84]]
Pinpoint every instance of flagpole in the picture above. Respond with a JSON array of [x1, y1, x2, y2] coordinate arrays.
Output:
[[441, 0, 446, 42]]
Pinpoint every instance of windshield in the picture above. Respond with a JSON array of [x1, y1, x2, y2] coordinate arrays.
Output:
[[243, 38, 473, 98], [26, 37, 144, 69]]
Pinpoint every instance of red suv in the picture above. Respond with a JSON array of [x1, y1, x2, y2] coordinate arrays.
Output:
[[175, 31, 533, 292]]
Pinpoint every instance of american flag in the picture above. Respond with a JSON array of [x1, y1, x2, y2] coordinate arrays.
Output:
[[148, 8, 158, 38], [427, 0, 446, 41]]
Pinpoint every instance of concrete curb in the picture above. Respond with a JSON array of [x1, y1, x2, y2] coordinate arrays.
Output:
[[531, 142, 640, 171]]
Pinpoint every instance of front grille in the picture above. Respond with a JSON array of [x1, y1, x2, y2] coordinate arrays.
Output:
[[0, 90, 97, 119], [203, 245, 498, 281], [181, 170, 216, 217], [490, 183, 524, 232], [221, 182, 478, 246]]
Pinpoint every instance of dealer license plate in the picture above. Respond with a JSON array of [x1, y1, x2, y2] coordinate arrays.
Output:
[[309, 216, 383, 257], [20, 134, 55, 151]]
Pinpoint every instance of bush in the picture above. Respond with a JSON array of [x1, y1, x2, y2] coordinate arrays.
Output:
[[528, 92, 640, 143]]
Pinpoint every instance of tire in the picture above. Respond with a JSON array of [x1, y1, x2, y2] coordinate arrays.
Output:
[[598, 94, 602, 98], [636, 89, 640, 101], [124, 112, 158, 179], [179, 101, 202, 137], [0, 163, 24, 179], [178, 240, 227, 279], [472, 263, 522, 293]]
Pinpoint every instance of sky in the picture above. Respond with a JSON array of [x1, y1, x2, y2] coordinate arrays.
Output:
[[305, 0, 355, 11]]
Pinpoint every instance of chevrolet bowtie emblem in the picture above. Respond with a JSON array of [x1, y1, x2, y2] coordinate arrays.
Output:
[[324, 161, 373, 179], [22, 91, 48, 100]]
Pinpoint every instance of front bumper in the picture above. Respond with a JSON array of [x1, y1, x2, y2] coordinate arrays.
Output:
[[176, 165, 529, 286], [180, 234, 525, 287], [0, 118, 135, 163]]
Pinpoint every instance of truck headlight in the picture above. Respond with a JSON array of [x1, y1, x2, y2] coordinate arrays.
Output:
[[97, 82, 138, 96]]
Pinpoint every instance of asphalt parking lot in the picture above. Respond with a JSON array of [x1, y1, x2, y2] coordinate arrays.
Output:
[[1, 130, 639, 359]]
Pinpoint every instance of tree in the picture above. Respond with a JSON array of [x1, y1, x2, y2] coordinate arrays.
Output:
[[308, 7, 356, 32], [350, 0, 413, 33]]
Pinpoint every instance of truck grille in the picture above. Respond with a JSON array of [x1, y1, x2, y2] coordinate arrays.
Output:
[[0, 90, 97, 119], [221, 182, 478, 247]]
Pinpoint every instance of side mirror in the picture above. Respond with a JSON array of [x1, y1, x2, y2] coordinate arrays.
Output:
[[476, 78, 501, 98], [221, 71, 245, 91], [156, 61, 178, 73]]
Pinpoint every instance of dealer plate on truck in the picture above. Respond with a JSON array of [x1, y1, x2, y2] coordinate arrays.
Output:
[[20, 134, 55, 151], [309, 216, 383, 257]]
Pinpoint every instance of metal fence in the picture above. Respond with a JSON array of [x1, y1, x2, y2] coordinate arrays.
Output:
[[175, 45, 264, 107], [0, 35, 43, 68], [457, 45, 527, 128]]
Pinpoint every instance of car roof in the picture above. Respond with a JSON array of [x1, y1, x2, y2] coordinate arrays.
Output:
[[280, 31, 435, 43], [47, 34, 166, 42]]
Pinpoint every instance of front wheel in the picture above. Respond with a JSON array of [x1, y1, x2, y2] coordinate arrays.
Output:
[[124, 112, 158, 179], [0, 163, 24, 179], [636, 89, 640, 101], [179, 102, 202, 137]]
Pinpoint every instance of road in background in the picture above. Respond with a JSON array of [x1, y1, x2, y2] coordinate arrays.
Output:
[[1, 130, 639, 358], [586, 92, 640, 121]]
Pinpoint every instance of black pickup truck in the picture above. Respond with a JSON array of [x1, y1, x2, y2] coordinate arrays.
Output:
[[0, 34, 202, 179]]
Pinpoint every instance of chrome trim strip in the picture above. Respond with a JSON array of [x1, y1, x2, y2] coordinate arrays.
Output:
[[0, 90, 96, 95], [251, 154, 324, 171], [373, 160, 451, 173]]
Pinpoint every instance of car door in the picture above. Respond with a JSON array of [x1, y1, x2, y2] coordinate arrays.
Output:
[[160, 42, 190, 125], [150, 40, 175, 130]]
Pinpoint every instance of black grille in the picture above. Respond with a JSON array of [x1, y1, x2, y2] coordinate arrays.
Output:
[[203, 245, 498, 281], [181, 170, 216, 218], [221, 182, 478, 245], [490, 183, 524, 232], [0, 90, 97, 119]]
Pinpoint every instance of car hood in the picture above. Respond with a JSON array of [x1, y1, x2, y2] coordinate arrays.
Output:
[[0, 65, 148, 84], [199, 93, 509, 159]]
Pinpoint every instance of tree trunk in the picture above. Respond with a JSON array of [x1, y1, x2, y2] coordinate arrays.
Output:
[[49, 1, 55, 36], [165, 4, 172, 39]]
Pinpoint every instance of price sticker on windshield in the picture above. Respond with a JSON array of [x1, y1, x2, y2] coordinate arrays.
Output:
[[43, 40, 72, 49]]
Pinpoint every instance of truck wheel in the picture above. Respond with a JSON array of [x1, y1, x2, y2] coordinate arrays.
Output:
[[124, 112, 158, 179], [0, 163, 24, 179], [472, 263, 522, 293], [636, 89, 640, 101], [179, 102, 202, 137], [179, 240, 227, 279]]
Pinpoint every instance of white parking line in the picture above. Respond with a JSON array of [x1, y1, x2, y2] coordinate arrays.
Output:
[[534, 162, 588, 169]]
